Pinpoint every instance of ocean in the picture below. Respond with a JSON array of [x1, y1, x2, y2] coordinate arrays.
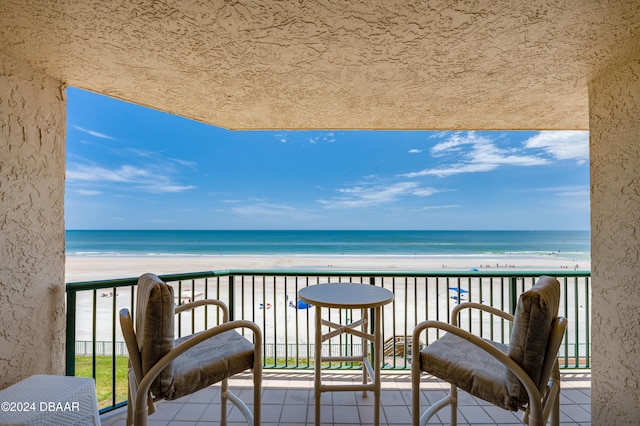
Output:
[[65, 230, 591, 261]]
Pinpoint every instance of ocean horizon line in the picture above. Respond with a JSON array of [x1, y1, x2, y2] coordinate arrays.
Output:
[[66, 251, 587, 258], [65, 228, 591, 232], [65, 229, 591, 261]]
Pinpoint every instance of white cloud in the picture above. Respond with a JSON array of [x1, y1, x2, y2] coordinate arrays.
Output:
[[67, 146, 199, 195], [232, 203, 296, 216], [309, 132, 336, 144], [230, 202, 316, 222], [324, 132, 336, 143], [75, 189, 102, 196], [276, 131, 336, 145], [412, 187, 443, 197], [430, 133, 473, 156], [408, 149, 422, 154], [403, 131, 549, 178], [141, 184, 196, 193], [317, 181, 441, 209], [127, 148, 198, 171], [72, 125, 115, 140], [169, 158, 198, 169], [274, 133, 288, 143], [524, 131, 589, 164], [67, 164, 195, 193], [405, 162, 497, 178], [556, 189, 590, 197], [67, 165, 150, 182], [534, 185, 590, 198], [129, 148, 164, 157]]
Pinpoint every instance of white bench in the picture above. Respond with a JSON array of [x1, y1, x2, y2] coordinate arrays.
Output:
[[0, 375, 100, 425]]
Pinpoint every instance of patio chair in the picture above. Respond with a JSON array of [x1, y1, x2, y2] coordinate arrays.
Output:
[[411, 275, 567, 426], [119, 273, 262, 426]]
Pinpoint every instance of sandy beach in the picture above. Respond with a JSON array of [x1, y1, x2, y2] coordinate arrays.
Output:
[[66, 253, 588, 283], [67, 254, 590, 356]]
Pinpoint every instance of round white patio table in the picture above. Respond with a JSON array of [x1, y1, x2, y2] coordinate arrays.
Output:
[[298, 283, 394, 426]]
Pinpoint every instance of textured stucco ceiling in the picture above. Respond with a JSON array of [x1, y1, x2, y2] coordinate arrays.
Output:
[[1, 0, 639, 130]]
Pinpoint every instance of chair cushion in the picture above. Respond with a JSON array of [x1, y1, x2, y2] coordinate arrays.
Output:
[[420, 332, 520, 411], [158, 329, 256, 400], [136, 273, 175, 396], [506, 276, 560, 404]]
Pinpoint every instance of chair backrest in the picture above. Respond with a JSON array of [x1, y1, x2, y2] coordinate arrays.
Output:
[[135, 273, 176, 396], [506, 275, 560, 405]]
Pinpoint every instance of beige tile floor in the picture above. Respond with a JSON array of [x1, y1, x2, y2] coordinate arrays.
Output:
[[100, 370, 591, 425]]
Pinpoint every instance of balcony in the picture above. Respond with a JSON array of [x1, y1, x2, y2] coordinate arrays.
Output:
[[66, 269, 591, 424], [97, 370, 591, 425]]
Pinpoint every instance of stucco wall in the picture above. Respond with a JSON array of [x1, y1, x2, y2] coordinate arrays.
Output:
[[0, 53, 66, 387], [589, 59, 640, 424]]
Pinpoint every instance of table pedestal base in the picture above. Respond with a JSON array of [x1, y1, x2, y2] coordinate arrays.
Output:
[[313, 306, 383, 426]]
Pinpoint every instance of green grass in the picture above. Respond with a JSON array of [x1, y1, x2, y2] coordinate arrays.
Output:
[[76, 355, 328, 409], [75, 355, 129, 409]]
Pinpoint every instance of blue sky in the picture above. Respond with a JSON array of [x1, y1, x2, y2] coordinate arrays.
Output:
[[65, 87, 590, 230]]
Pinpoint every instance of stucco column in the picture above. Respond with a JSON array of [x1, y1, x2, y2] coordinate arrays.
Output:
[[589, 59, 640, 424], [0, 53, 66, 387]]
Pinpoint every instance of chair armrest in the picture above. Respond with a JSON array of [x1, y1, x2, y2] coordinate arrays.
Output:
[[412, 320, 545, 425], [175, 298, 229, 322], [119, 308, 144, 383], [451, 302, 514, 327], [134, 319, 262, 426]]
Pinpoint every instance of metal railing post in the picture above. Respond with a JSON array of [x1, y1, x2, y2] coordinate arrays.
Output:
[[509, 276, 518, 315], [229, 275, 235, 321], [369, 276, 376, 362], [65, 289, 77, 376]]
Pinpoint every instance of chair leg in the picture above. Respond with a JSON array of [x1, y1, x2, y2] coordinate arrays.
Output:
[[551, 387, 560, 426], [411, 367, 421, 426], [412, 368, 459, 426], [253, 365, 261, 426], [126, 380, 134, 426], [450, 384, 458, 426], [221, 378, 228, 426]]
